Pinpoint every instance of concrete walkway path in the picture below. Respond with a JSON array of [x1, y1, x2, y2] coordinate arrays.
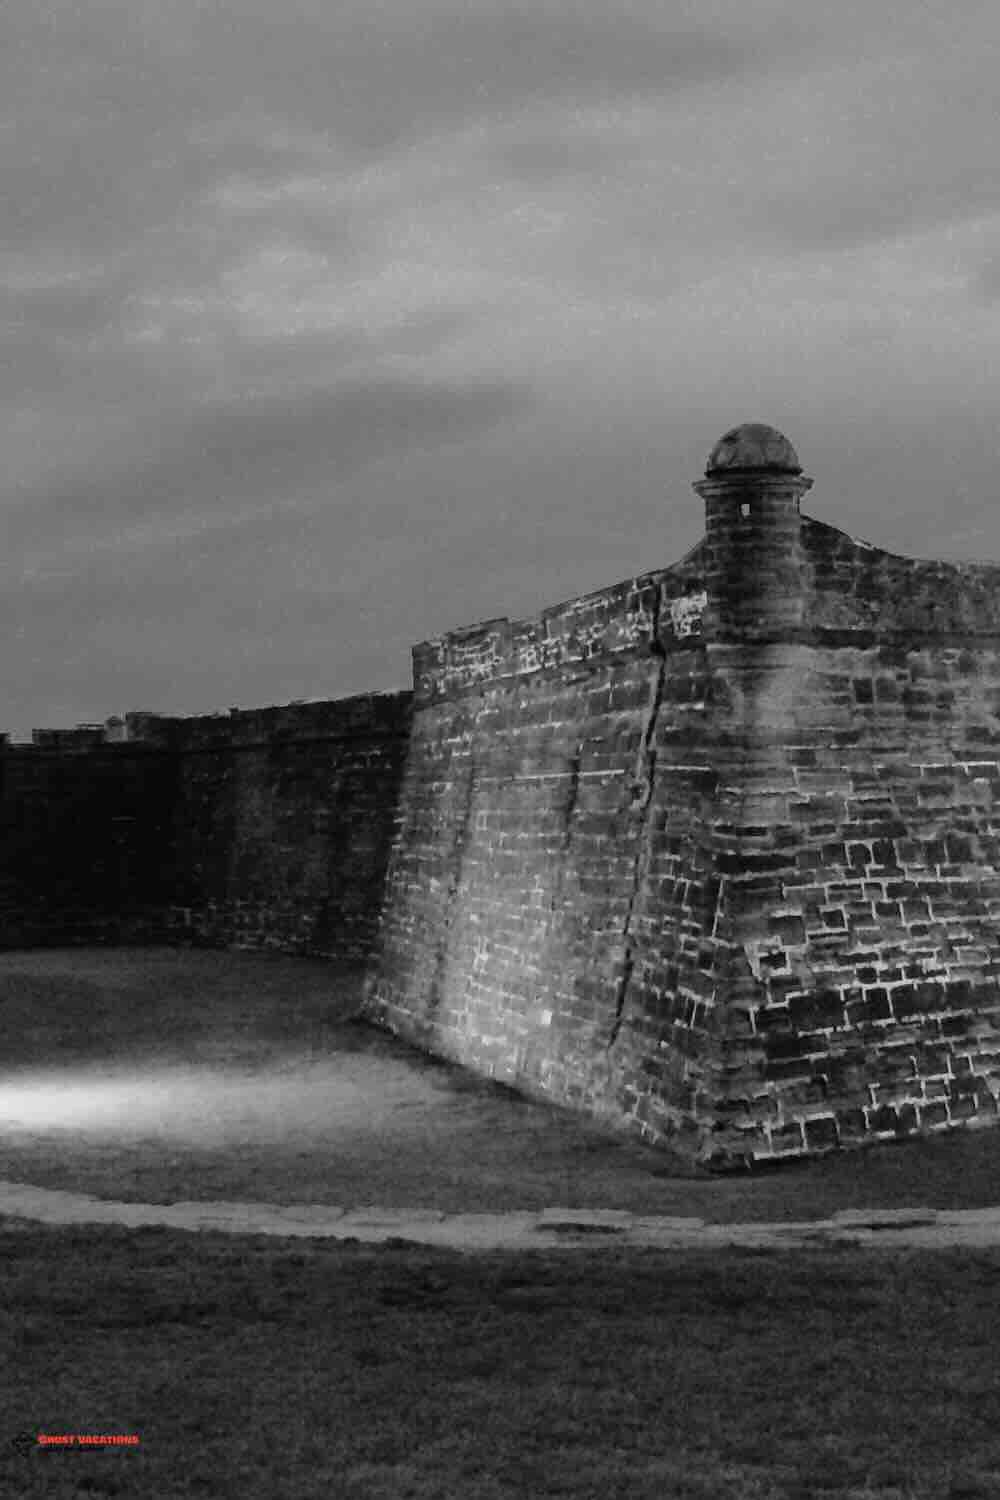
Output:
[[3, 1179, 1000, 1251]]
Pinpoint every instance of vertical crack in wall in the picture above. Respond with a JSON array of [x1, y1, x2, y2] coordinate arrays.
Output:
[[710, 874, 727, 940], [426, 761, 477, 1020], [562, 748, 582, 847], [607, 592, 666, 1050]]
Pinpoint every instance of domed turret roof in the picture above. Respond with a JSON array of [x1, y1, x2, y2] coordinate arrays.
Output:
[[705, 423, 802, 476]]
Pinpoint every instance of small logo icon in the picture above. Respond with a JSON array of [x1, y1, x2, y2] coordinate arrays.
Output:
[[10, 1430, 35, 1458]]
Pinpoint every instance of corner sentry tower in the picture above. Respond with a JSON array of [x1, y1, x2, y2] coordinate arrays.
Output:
[[681, 422, 824, 1163], [694, 422, 813, 638]]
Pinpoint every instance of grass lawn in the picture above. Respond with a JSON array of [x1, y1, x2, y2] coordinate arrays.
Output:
[[3, 1222, 999, 1499], [3, 948, 1000, 1497]]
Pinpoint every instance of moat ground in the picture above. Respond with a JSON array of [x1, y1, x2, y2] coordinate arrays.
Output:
[[2, 946, 1000, 1218], [2, 950, 999, 1499]]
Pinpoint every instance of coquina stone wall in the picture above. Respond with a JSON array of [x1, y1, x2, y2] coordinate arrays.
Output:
[[365, 424, 1000, 1166], [720, 516, 1000, 1163], [363, 563, 729, 1159], [154, 694, 411, 960]]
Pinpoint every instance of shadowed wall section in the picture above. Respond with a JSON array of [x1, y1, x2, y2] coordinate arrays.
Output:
[[0, 740, 176, 947], [0, 694, 411, 964], [149, 694, 412, 960]]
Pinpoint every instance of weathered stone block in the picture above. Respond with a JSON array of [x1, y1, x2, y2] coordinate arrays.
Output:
[[804, 1115, 839, 1151], [919, 1101, 950, 1128], [787, 989, 845, 1033], [770, 1120, 806, 1153]]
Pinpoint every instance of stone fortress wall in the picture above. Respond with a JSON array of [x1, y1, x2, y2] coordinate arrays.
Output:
[[0, 695, 411, 963], [5, 423, 1000, 1167]]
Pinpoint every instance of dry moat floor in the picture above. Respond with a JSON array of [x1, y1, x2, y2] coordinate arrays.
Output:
[[2, 948, 999, 1499]]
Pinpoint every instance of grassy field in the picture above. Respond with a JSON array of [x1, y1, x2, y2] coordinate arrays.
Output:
[[3, 1222, 999, 1499]]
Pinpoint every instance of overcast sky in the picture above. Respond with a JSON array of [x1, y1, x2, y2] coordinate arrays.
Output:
[[4, 0, 1000, 738]]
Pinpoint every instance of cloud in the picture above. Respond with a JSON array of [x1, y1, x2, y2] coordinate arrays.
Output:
[[970, 251, 1000, 303], [0, 2, 772, 262], [7, 373, 533, 561], [5, 0, 1000, 738]]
